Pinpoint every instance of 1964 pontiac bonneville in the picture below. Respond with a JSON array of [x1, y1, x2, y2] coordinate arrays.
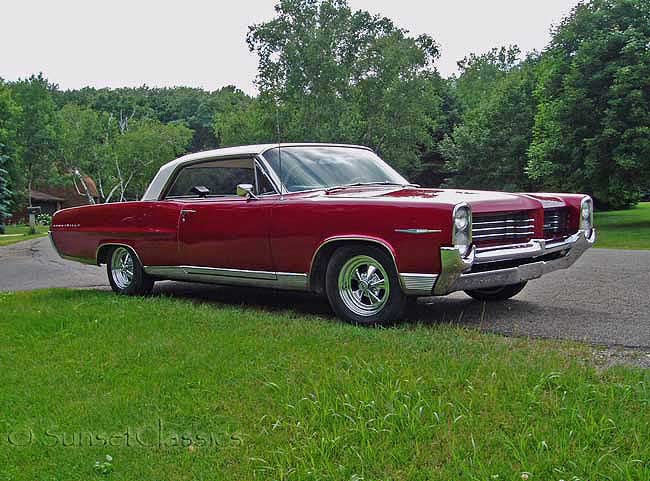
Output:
[[50, 143, 595, 325]]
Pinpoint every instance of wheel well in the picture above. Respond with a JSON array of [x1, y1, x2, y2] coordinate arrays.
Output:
[[96, 244, 114, 266], [96, 244, 141, 266], [309, 240, 398, 295]]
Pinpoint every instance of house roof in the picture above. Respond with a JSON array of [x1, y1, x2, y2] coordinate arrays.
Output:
[[30, 190, 65, 202]]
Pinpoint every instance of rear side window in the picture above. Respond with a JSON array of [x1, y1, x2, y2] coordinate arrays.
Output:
[[166, 158, 254, 198]]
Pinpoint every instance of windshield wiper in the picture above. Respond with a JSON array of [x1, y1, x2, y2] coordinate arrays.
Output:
[[325, 181, 419, 193]]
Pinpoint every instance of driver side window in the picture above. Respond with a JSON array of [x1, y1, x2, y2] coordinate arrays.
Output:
[[166, 158, 274, 198]]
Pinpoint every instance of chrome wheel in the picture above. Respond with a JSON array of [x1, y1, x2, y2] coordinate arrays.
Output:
[[338, 255, 390, 316], [110, 247, 135, 290]]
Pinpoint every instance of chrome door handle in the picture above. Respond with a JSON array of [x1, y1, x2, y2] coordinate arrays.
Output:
[[180, 209, 197, 223]]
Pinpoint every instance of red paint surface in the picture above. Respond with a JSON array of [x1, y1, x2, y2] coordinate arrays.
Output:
[[51, 187, 585, 277]]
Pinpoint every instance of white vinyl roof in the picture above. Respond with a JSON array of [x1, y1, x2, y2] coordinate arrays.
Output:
[[141, 143, 370, 200]]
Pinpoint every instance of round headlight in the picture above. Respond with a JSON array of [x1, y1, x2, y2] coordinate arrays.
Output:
[[456, 230, 470, 246], [580, 197, 593, 233], [453, 204, 472, 256], [454, 208, 470, 231]]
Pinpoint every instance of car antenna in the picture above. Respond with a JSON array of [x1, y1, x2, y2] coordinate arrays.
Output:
[[274, 96, 284, 200]]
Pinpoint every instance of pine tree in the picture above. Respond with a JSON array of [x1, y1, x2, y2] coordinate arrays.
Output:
[[0, 151, 12, 234]]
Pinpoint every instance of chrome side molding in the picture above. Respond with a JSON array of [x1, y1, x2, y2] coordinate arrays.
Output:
[[143, 265, 309, 291], [394, 228, 442, 234]]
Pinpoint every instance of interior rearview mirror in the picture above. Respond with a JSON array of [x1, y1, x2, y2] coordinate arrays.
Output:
[[237, 183, 257, 199]]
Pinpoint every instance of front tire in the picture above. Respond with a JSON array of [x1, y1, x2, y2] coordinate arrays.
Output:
[[107, 246, 154, 296], [464, 281, 527, 301], [325, 245, 406, 326]]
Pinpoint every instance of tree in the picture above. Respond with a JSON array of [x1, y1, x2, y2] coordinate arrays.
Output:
[[452, 46, 522, 112], [215, 98, 276, 147], [57, 85, 253, 151], [0, 82, 20, 230], [441, 52, 540, 191], [243, 0, 449, 179], [58, 103, 117, 201], [11, 74, 60, 205], [109, 118, 193, 199], [0, 154, 11, 233], [527, 0, 650, 208]]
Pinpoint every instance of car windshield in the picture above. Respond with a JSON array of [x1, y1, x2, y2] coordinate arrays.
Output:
[[262, 146, 409, 193]]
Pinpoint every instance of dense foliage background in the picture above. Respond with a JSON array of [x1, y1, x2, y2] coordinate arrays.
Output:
[[0, 0, 648, 216]]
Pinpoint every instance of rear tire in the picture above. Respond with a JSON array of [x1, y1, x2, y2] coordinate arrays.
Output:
[[464, 281, 527, 301], [107, 246, 154, 296], [325, 245, 406, 326]]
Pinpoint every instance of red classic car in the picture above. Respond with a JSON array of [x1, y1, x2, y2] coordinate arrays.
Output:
[[50, 143, 596, 325]]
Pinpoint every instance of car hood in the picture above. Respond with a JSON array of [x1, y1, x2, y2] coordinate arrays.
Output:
[[318, 187, 563, 213]]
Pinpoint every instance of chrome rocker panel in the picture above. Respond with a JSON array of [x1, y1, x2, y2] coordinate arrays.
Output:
[[433, 229, 596, 295], [144, 265, 308, 291]]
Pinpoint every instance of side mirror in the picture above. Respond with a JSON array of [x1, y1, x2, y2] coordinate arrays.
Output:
[[191, 185, 210, 198], [236, 183, 257, 200]]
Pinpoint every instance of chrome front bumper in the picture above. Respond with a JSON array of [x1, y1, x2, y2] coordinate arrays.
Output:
[[432, 229, 596, 295]]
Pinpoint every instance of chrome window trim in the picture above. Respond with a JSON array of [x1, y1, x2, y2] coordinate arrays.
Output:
[[142, 143, 374, 201], [253, 160, 279, 196], [258, 144, 408, 196], [160, 156, 280, 200], [254, 154, 284, 195], [258, 143, 373, 157], [155, 153, 255, 201]]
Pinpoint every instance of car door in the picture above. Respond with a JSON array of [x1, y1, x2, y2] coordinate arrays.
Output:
[[165, 157, 276, 272]]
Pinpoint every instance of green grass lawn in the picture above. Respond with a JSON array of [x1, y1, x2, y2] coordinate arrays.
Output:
[[0, 224, 49, 247], [1, 289, 649, 481], [594, 202, 650, 249]]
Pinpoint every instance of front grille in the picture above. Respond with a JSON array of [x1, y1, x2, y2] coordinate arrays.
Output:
[[473, 211, 535, 245], [543, 208, 568, 239]]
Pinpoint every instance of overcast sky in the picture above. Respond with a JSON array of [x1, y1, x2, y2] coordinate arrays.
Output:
[[2, 0, 581, 95]]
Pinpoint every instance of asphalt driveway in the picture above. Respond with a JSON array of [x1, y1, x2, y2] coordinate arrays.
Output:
[[1, 236, 649, 348]]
